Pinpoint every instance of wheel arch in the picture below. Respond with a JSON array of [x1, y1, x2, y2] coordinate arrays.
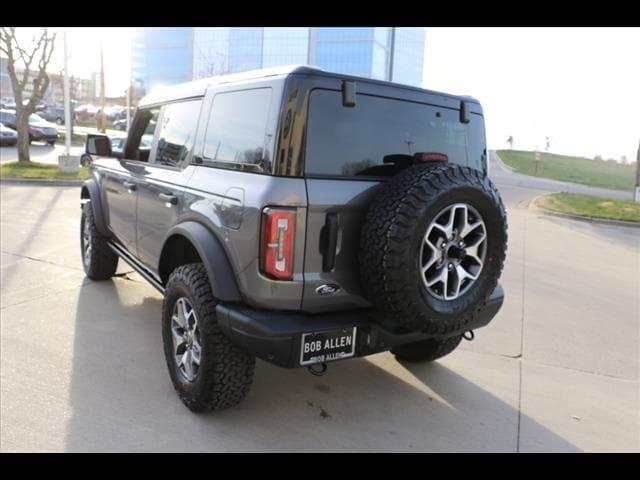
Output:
[[158, 222, 242, 303], [81, 179, 110, 238]]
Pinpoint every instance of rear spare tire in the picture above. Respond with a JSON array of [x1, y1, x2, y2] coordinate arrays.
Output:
[[360, 164, 507, 335]]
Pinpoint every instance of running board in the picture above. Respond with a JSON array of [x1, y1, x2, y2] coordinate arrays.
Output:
[[107, 241, 165, 294]]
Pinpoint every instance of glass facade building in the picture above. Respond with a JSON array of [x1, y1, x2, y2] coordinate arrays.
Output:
[[131, 27, 194, 95], [133, 27, 425, 93]]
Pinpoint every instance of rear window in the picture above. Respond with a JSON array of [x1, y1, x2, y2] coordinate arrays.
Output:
[[305, 90, 486, 177]]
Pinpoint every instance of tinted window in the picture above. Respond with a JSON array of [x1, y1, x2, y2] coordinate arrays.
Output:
[[305, 90, 486, 177], [154, 99, 202, 167], [0, 111, 15, 124], [202, 88, 272, 172]]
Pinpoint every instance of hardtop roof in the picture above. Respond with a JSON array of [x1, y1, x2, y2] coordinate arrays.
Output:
[[138, 64, 479, 107]]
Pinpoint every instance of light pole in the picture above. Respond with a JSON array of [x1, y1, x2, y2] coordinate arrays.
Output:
[[635, 139, 640, 202], [63, 29, 71, 156], [126, 83, 131, 131]]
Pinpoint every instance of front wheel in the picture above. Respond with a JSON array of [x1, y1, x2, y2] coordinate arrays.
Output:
[[392, 335, 463, 363], [80, 202, 118, 279], [162, 263, 256, 412]]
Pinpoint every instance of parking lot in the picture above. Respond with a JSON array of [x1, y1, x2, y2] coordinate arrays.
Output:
[[0, 157, 638, 452]]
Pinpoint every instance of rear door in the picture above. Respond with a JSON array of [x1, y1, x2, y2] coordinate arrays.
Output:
[[134, 98, 203, 269], [302, 88, 486, 313]]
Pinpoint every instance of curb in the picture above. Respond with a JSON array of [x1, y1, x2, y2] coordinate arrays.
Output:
[[530, 194, 640, 229], [0, 178, 83, 187]]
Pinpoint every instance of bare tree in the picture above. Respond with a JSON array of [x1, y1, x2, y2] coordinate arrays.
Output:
[[0, 27, 56, 163], [545, 136, 551, 152]]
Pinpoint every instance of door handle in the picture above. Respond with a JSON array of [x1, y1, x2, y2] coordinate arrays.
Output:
[[159, 193, 178, 205], [122, 180, 137, 191]]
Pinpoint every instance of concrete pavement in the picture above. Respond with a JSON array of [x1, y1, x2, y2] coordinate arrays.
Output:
[[0, 178, 638, 452]]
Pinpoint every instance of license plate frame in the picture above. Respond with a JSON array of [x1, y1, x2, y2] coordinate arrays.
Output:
[[299, 327, 357, 366]]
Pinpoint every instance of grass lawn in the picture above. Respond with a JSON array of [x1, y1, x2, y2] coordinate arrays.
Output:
[[496, 149, 636, 191], [536, 192, 640, 223], [0, 161, 89, 181]]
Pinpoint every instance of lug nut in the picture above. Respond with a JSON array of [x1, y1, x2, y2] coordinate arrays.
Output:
[[448, 263, 453, 270]]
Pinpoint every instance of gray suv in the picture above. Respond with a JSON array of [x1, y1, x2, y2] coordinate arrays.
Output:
[[81, 66, 507, 412]]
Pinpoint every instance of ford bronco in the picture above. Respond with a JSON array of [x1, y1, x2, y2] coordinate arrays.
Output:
[[80, 65, 507, 412]]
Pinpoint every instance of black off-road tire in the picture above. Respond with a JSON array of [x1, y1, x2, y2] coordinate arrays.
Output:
[[360, 164, 507, 335], [162, 263, 256, 412], [80, 202, 118, 280], [392, 335, 463, 363]]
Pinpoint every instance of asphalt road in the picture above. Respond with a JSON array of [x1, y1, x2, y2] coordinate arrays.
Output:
[[0, 168, 638, 451]]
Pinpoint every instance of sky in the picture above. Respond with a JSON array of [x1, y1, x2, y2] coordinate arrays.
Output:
[[423, 27, 640, 162], [9, 27, 640, 162]]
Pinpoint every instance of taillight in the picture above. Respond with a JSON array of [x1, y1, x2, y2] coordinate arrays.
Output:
[[260, 207, 296, 281]]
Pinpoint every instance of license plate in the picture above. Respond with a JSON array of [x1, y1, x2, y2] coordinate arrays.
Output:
[[300, 327, 357, 366]]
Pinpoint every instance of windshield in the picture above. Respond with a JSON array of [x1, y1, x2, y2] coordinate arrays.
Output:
[[305, 90, 487, 177], [29, 114, 48, 124]]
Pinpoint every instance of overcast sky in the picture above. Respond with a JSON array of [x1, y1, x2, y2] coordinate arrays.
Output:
[[11, 27, 640, 162], [423, 27, 640, 162]]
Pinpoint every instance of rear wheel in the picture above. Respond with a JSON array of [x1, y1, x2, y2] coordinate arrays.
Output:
[[162, 263, 256, 412], [392, 335, 462, 363]]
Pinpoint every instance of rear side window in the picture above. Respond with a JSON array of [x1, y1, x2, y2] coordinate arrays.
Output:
[[201, 88, 272, 172], [305, 90, 486, 177], [154, 99, 202, 167]]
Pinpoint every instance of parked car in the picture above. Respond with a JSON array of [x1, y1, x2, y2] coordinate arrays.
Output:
[[80, 66, 507, 412], [104, 106, 126, 121], [41, 106, 66, 125], [0, 109, 59, 145], [0, 109, 17, 129], [27, 114, 59, 145], [112, 118, 127, 130], [1, 97, 16, 109], [75, 104, 99, 122], [0, 122, 17, 146]]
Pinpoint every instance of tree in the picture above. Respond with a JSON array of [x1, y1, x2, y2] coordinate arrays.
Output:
[[545, 136, 551, 152], [0, 27, 56, 163], [506, 136, 514, 149]]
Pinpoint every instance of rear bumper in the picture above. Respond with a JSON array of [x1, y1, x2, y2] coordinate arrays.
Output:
[[216, 283, 504, 368]]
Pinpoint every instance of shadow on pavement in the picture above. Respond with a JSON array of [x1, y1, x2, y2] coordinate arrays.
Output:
[[65, 278, 580, 452]]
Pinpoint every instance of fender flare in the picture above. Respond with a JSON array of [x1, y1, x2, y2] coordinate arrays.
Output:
[[161, 222, 242, 303], [80, 179, 110, 238]]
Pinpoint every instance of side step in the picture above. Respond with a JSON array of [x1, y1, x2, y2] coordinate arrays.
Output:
[[107, 241, 165, 294]]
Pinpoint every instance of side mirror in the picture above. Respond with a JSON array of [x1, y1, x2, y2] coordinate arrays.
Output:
[[86, 134, 112, 157]]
